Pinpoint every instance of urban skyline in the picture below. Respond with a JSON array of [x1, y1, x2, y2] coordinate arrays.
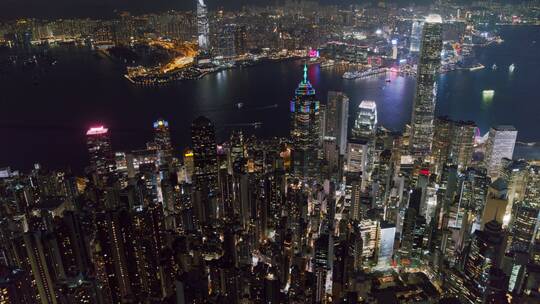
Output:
[[1, 1, 540, 303]]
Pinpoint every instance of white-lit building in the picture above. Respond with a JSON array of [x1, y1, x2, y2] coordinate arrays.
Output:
[[484, 125, 518, 178]]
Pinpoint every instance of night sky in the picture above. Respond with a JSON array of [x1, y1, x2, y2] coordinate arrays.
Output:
[[0, 0, 431, 20]]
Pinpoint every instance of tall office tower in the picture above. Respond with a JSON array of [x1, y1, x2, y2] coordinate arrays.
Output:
[[431, 117, 452, 175], [325, 91, 349, 155], [346, 140, 368, 174], [432, 117, 476, 174], [352, 100, 377, 140], [484, 125, 518, 178], [377, 222, 396, 268], [358, 220, 379, 261], [510, 201, 539, 254], [463, 220, 505, 298], [229, 130, 246, 175], [217, 24, 236, 58], [290, 64, 321, 179], [500, 159, 528, 207], [391, 39, 398, 60], [409, 20, 423, 53], [234, 25, 247, 55], [153, 119, 172, 153], [183, 148, 195, 183], [400, 188, 422, 257], [448, 120, 476, 170], [314, 234, 329, 303], [86, 126, 114, 181], [409, 14, 442, 156], [197, 0, 210, 54], [524, 165, 540, 207], [191, 116, 218, 194]]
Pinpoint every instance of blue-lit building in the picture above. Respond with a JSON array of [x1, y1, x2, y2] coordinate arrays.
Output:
[[290, 64, 321, 179]]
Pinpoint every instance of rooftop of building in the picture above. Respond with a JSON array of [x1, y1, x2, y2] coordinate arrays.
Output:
[[425, 14, 443, 23], [492, 125, 517, 132]]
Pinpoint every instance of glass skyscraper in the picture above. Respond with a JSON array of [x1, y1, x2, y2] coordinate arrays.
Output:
[[86, 126, 114, 182], [290, 64, 321, 179], [484, 125, 518, 178], [191, 116, 218, 194], [197, 0, 210, 54], [325, 91, 349, 155], [410, 14, 443, 156], [352, 100, 377, 140]]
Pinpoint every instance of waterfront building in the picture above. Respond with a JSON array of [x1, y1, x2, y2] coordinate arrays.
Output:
[[153, 119, 173, 163], [197, 0, 210, 54], [410, 14, 443, 156], [409, 20, 423, 53], [290, 64, 321, 180], [153, 119, 172, 152], [86, 126, 115, 183], [191, 116, 218, 195], [352, 100, 377, 140], [484, 125, 518, 178], [217, 24, 236, 58]]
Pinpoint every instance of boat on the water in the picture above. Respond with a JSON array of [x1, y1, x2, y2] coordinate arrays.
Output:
[[342, 67, 387, 80], [509, 63, 516, 73], [469, 63, 485, 71], [492, 63, 497, 70], [483, 89, 495, 101]]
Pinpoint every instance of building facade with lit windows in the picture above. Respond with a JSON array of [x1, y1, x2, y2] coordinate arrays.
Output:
[[409, 14, 443, 156], [290, 64, 321, 180]]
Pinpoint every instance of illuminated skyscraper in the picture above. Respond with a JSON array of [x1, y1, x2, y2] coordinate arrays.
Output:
[[217, 24, 238, 58], [484, 125, 518, 178], [191, 116, 218, 194], [432, 117, 476, 174], [410, 20, 423, 53], [463, 220, 505, 300], [197, 0, 210, 54], [510, 201, 539, 254], [153, 119, 172, 152], [325, 91, 349, 155], [524, 165, 540, 207], [352, 100, 377, 140], [290, 64, 321, 179], [86, 126, 114, 181], [410, 14, 442, 156]]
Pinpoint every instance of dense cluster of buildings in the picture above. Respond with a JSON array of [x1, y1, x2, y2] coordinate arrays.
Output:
[[1, 0, 538, 66], [1, 1, 540, 304]]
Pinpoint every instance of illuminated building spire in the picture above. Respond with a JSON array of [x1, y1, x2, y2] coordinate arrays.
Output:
[[303, 63, 308, 84]]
